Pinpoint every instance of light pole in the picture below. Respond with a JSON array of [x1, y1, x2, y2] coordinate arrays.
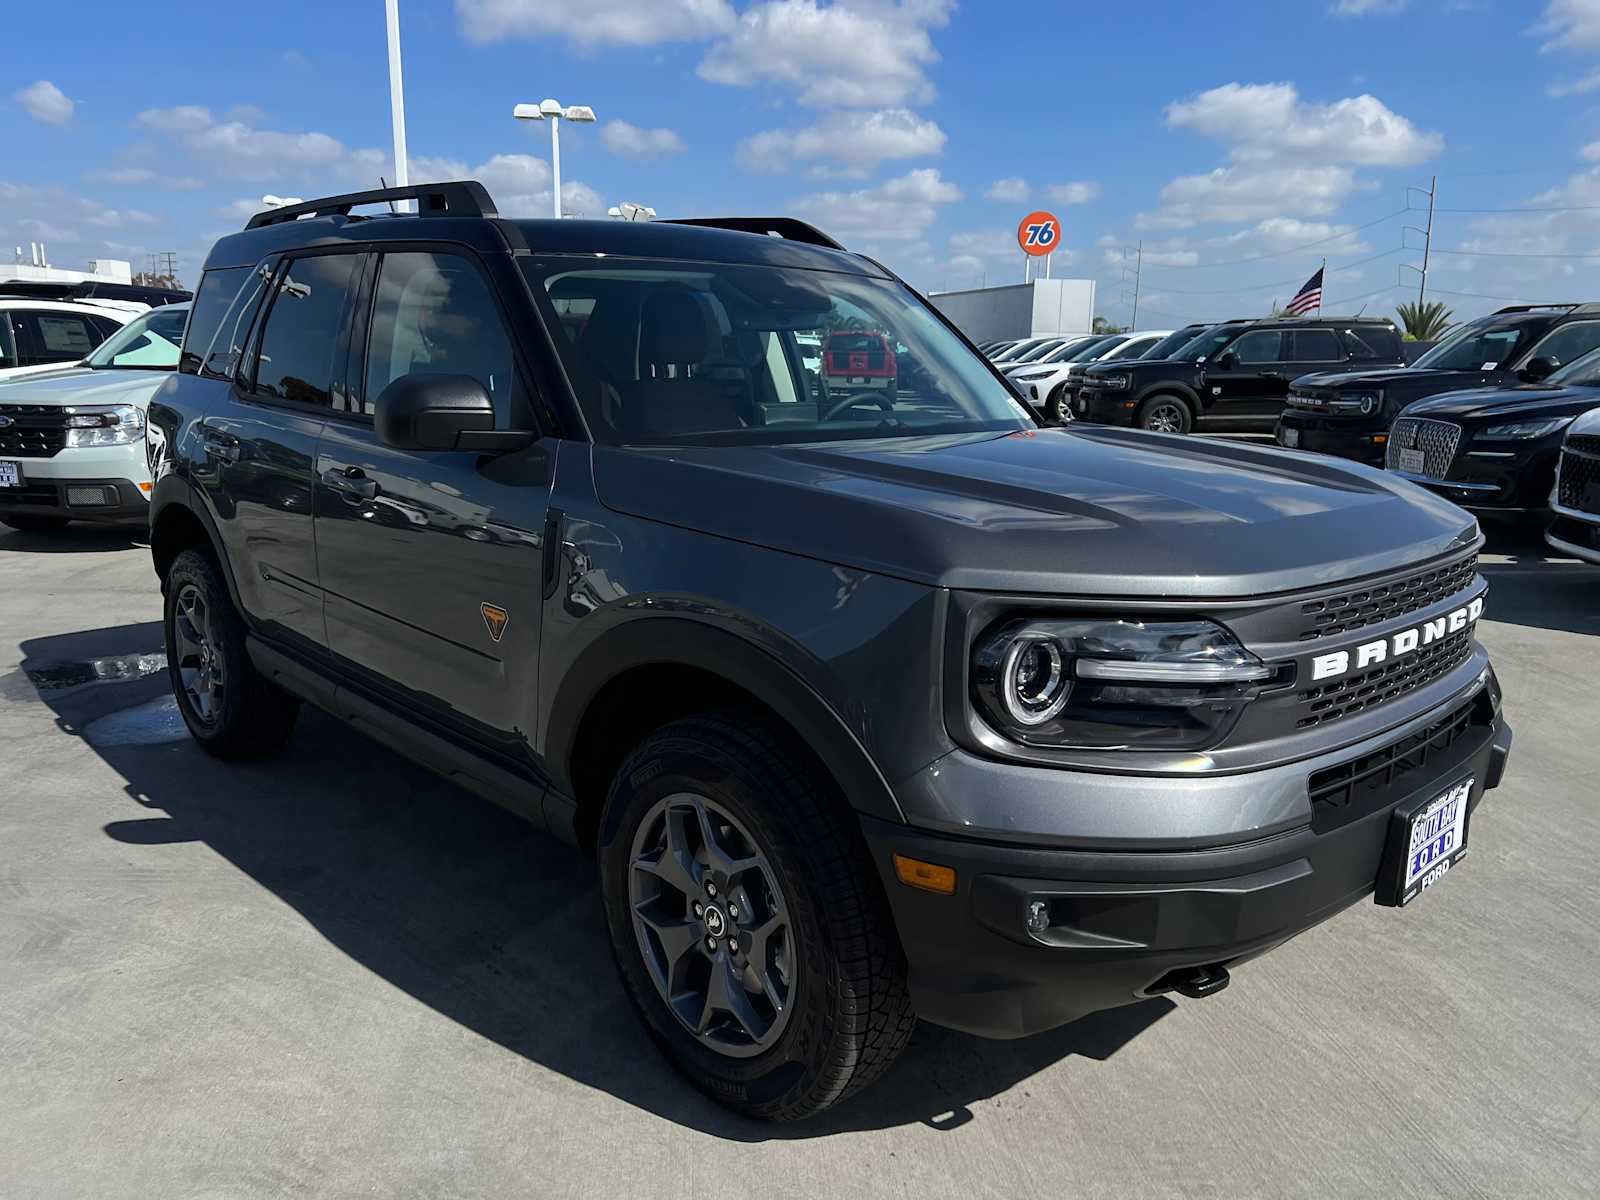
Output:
[[385, 0, 411, 212], [513, 99, 597, 219]]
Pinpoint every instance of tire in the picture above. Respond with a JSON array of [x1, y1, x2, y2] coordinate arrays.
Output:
[[1, 515, 70, 532], [1044, 384, 1074, 426], [162, 546, 299, 759], [598, 712, 915, 1121], [1136, 394, 1193, 435]]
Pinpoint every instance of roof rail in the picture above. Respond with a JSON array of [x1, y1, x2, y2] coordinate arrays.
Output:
[[1491, 303, 1582, 315], [660, 216, 846, 251], [244, 180, 498, 230]]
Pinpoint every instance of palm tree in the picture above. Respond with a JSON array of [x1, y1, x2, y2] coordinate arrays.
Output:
[[1395, 300, 1453, 342]]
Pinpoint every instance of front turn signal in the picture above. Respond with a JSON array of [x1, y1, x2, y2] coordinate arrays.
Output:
[[893, 853, 957, 895]]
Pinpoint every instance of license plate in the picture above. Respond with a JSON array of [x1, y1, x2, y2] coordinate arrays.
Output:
[[849, 376, 867, 384], [1280, 427, 1299, 448], [1075, 397, 1087, 413], [1396, 447, 1426, 474], [0, 461, 21, 488], [1377, 777, 1472, 907]]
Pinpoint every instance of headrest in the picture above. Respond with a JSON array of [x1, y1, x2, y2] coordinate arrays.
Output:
[[639, 289, 709, 364]]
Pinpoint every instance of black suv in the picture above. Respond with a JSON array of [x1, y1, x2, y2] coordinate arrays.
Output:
[[1278, 304, 1600, 465], [1074, 316, 1405, 434], [146, 183, 1512, 1121]]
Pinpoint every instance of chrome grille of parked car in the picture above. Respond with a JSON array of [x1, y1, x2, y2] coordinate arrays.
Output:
[[1556, 438, 1600, 515], [1386, 417, 1461, 479]]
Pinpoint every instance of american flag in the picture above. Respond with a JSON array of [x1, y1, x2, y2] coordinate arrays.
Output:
[[1285, 267, 1324, 315]]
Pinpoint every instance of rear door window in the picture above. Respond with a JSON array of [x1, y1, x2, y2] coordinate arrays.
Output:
[[1288, 329, 1343, 362], [1526, 320, 1600, 369], [1227, 330, 1285, 363], [19, 311, 100, 364], [251, 254, 360, 408]]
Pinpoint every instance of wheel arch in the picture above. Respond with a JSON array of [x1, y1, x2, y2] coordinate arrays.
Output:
[[149, 475, 245, 612], [545, 617, 907, 853]]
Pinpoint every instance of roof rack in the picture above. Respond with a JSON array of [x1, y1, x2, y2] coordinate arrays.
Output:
[[660, 216, 846, 251], [1491, 303, 1587, 315], [244, 180, 497, 230]]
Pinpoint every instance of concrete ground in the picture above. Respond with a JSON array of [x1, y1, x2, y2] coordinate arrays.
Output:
[[1, 520, 1596, 1200]]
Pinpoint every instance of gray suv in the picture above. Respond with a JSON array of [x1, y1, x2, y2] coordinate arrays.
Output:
[[146, 182, 1512, 1121]]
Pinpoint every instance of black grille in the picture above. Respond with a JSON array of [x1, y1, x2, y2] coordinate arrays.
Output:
[[1567, 434, 1600, 456], [1295, 628, 1474, 728], [0, 404, 67, 458], [1557, 442, 1600, 514], [1308, 692, 1487, 834], [1297, 554, 1478, 641]]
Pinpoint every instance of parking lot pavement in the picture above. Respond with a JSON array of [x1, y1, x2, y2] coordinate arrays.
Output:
[[1, 523, 1597, 1200]]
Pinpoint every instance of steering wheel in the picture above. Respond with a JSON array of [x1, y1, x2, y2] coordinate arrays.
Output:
[[821, 391, 896, 422]]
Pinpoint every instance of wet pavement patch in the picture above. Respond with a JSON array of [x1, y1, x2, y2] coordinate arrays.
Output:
[[21, 651, 167, 692], [82, 695, 189, 747]]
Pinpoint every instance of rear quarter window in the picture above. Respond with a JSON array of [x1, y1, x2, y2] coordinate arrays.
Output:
[[179, 266, 251, 375]]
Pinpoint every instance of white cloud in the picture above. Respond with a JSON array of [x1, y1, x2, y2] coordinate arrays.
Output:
[[950, 228, 1022, 260], [137, 105, 214, 132], [699, 0, 953, 107], [1330, 0, 1408, 15], [1138, 164, 1368, 229], [1165, 82, 1442, 167], [1046, 180, 1101, 205], [456, 0, 736, 46], [412, 152, 602, 217], [985, 177, 1029, 202], [738, 109, 945, 173], [602, 121, 686, 158], [1531, 0, 1600, 52], [283, 50, 310, 68], [1548, 67, 1600, 95], [87, 166, 205, 190], [793, 167, 960, 241], [16, 80, 74, 125]]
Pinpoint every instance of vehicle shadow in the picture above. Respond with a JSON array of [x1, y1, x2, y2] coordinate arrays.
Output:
[[14, 622, 1171, 1140], [1477, 520, 1600, 638], [0, 524, 147, 554]]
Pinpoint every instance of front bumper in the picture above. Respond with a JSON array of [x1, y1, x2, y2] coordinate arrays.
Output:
[[1393, 442, 1561, 513], [1547, 510, 1600, 564], [0, 476, 150, 523], [1276, 411, 1389, 465], [867, 681, 1511, 1039], [1075, 387, 1137, 426]]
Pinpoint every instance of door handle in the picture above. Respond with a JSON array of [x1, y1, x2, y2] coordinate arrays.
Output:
[[199, 428, 240, 463], [320, 466, 379, 501]]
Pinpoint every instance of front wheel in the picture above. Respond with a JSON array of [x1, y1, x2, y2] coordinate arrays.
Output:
[[1044, 384, 1075, 425], [1136, 395, 1193, 435], [163, 546, 299, 758], [598, 713, 914, 1121]]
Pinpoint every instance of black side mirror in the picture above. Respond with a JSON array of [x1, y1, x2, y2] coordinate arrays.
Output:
[[1519, 355, 1558, 383], [1214, 350, 1239, 371], [374, 374, 532, 453]]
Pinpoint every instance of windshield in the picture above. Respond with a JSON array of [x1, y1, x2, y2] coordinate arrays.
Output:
[[86, 305, 189, 370], [992, 339, 1045, 362], [1411, 318, 1541, 371], [526, 258, 1033, 446], [1032, 337, 1093, 364], [1010, 338, 1066, 363], [1172, 325, 1242, 362], [1139, 327, 1203, 361]]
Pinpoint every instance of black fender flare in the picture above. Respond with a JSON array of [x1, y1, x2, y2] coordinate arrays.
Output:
[[149, 473, 247, 614], [544, 616, 907, 829]]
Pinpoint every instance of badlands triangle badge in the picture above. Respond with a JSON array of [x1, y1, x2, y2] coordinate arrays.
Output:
[[480, 603, 509, 643]]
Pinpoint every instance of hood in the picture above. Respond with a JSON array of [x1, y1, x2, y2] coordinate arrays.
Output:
[[1293, 367, 1490, 391], [1401, 383, 1600, 421], [0, 367, 171, 407], [0, 362, 89, 384], [1086, 357, 1201, 381], [594, 427, 1477, 598]]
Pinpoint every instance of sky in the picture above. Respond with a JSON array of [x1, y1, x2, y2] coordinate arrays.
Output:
[[11, 0, 1600, 329]]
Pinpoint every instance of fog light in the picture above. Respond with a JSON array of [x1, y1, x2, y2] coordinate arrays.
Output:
[[1026, 899, 1051, 935], [893, 853, 956, 895], [66, 486, 114, 507]]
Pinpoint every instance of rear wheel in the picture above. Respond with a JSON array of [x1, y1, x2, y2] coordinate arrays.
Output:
[[163, 546, 299, 758], [598, 712, 914, 1121], [1136, 394, 1193, 435], [1044, 384, 1075, 425], [1, 515, 69, 532]]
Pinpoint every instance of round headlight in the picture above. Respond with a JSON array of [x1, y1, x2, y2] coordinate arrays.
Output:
[[1358, 393, 1379, 415], [1000, 636, 1071, 725]]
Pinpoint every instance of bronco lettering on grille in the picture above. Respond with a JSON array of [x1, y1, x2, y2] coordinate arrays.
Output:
[[1309, 596, 1484, 682]]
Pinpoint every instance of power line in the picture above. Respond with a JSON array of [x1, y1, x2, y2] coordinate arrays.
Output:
[[1426, 204, 1600, 214], [1426, 285, 1532, 302], [1137, 208, 1410, 270], [1142, 246, 1406, 296], [1427, 245, 1600, 260]]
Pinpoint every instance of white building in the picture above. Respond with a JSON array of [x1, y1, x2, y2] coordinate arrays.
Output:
[[4, 242, 133, 287], [927, 278, 1097, 344]]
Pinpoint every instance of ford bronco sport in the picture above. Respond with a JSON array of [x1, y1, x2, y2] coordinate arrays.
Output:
[[146, 182, 1513, 1121]]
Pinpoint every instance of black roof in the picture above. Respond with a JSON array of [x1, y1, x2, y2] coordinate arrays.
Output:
[[0, 279, 192, 305], [205, 180, 884, 278]]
